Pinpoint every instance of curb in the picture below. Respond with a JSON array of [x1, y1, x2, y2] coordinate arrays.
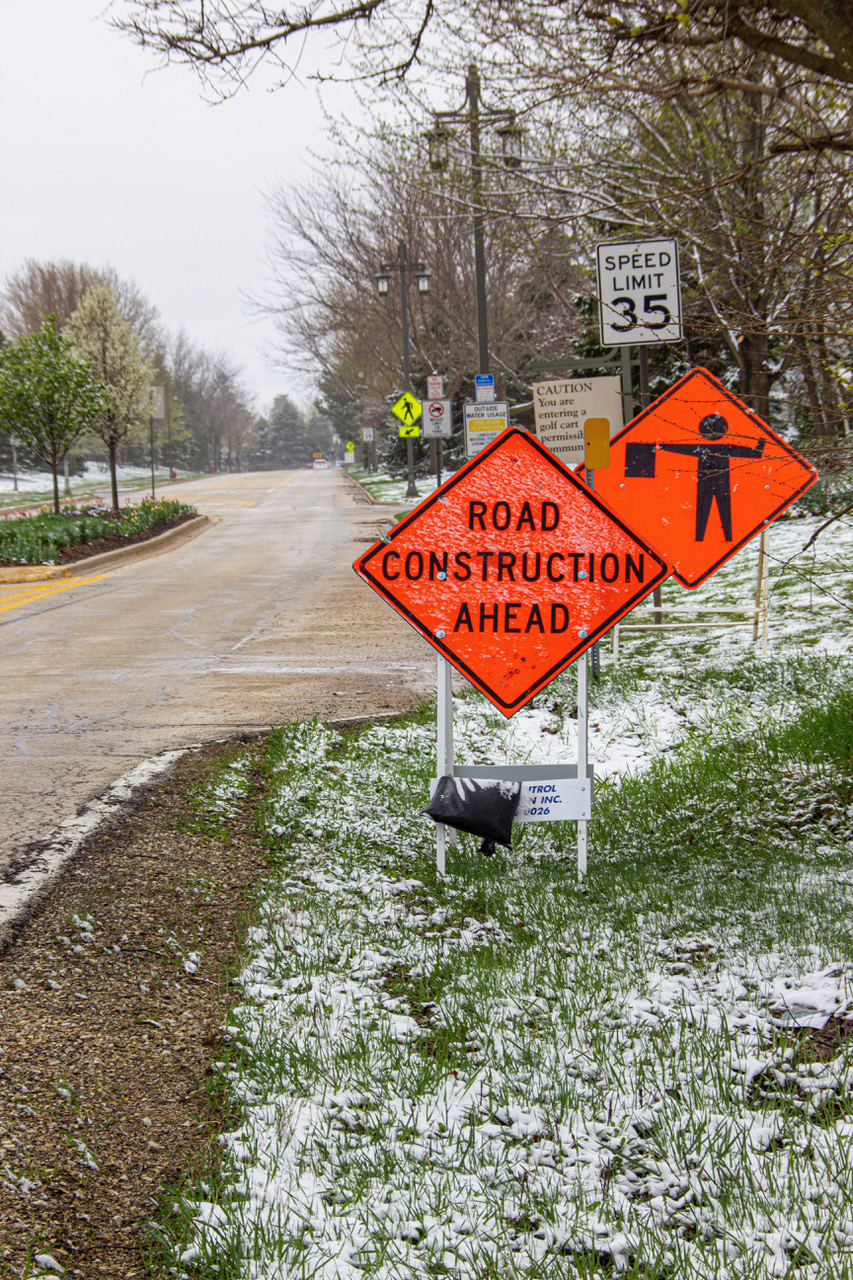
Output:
[[0, 514, 212, 584], [341, 469, 380, 504]]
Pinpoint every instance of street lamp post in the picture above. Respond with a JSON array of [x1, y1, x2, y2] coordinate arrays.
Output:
[[376, 241, 430, 500], [426, 64, 522, 380]]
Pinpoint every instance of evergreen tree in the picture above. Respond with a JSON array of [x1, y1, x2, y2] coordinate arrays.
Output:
[[252, 394, 308, 467]]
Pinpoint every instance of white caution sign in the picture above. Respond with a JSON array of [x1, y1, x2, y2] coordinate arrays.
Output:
[[421, 399, 452, 439], [596, 238, 682, 347], [463, 401, 509, 456], [532, 376, 623, 466]]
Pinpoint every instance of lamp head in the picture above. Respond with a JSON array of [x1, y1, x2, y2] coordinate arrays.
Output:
[[425, 124, 450, 173]]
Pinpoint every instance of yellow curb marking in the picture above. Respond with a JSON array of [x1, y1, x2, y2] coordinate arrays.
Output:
[[0, 576, 106, 616]]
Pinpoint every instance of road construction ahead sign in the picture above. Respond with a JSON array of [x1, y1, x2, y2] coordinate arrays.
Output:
[[353, 428, 668, 716], [591, 367, 818, 589], [391, 391, 422, 426]]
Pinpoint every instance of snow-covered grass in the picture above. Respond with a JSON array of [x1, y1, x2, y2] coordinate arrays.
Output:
[[347, 466, 444, 506], [157, 511, 853, 1280], [0, 461, 185, 508]]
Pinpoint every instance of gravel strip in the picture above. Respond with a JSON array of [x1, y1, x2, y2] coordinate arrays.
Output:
[[0, 738, 270, 1279]]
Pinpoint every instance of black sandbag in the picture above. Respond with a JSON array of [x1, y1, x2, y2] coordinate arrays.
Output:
[[423, 775, 521, 855]]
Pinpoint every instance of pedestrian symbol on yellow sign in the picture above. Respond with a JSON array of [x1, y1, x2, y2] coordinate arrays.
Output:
[[391, 391, 422, 426]]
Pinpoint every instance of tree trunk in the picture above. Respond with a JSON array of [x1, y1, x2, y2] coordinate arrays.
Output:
[[108, 438, 119, 510], [51, 448, 60, 514], [737, 325, 773, 420]]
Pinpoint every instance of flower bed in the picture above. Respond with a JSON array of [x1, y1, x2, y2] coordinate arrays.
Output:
[[0, 497, 200, 565]]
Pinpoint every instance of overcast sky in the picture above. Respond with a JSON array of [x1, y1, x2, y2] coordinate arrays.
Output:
[[1, 0, 359, 413]]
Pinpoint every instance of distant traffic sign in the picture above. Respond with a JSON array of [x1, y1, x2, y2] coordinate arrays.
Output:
[[463, 401, 509, 456], [391, 391, 422, 426], [591, 367, 819, 589], [353, 428, 668, 716], [427, 374, 445, 399], [596, 238, 682, 347], [422, 399, 452, 438]]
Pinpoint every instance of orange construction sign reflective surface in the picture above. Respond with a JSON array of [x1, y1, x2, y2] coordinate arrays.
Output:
[[591, 368, 819, 589], [353, 429, 668, 716]]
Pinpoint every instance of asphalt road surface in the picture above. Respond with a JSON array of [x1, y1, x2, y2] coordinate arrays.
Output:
[[0, 470, 435, 880]]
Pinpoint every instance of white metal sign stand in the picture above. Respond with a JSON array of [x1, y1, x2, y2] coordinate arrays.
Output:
[[434, 655, 592, 881]]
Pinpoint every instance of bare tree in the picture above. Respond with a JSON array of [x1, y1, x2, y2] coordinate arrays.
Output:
[[169, 331, 253, 470], [109, 0, 853, 102], [109, 0, 437, 92], [1, 259, 159, 346]]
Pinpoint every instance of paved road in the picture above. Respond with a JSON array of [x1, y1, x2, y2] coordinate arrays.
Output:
[[0, 470, 434, 878]]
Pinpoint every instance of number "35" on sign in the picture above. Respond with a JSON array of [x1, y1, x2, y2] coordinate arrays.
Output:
[[610, 293, 672, 332]]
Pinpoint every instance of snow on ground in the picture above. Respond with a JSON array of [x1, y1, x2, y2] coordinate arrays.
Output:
[[0, 461, 173, 499], [169, 509, 853, 1279]]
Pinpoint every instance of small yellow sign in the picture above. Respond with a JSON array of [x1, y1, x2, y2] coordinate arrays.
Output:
[[398, 421, 421, 439], [391, 391, 422, 426], [584, 417, 611, 470]]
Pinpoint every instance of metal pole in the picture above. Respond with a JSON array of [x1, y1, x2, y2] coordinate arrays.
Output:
[[436, 656, 455, 875], [762, 529, 770, 657], [398, 241, 419, 500], [467, 64, 489, 376], [150, 417, 156, 498], [638, 346, 662, 626], [11, 436, 17, 491], [577, 654, 589, 880], [753, 529, 766, 643]]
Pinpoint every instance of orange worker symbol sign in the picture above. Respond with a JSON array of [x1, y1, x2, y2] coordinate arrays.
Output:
[[591, 368, 818, 589], [353, 428, 668, 716]]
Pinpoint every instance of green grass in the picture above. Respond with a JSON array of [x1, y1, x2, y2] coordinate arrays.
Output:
[[151, 648, 853, 1279], [0, 496, 198, 564]]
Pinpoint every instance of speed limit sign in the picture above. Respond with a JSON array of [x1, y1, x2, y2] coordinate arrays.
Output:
[[596, 239, 682, 347], [421, 398, 452, 438]]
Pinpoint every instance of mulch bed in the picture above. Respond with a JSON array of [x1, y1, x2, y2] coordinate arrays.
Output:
[[0, 738, 270, 1279], [0, 513, 198, 569], [56, 513, 198, 565]]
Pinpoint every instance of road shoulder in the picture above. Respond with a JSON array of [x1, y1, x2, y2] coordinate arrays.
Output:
[[0, 738, 268, 1279]]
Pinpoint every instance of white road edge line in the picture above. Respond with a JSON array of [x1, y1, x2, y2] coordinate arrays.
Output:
[[0, 745, 196, 946], [0, 715, 397, 949]]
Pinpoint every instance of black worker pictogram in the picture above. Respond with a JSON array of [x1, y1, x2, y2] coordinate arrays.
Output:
[[624, 413, 766, 542]]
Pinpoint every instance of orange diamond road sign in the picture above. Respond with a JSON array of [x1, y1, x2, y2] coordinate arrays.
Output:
[[592, 367, 818, 589], [353, 428, 668, 717]]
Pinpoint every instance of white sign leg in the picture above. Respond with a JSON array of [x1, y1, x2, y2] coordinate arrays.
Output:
[[436, 657, 455, 875], [577, 652, 589, 880]]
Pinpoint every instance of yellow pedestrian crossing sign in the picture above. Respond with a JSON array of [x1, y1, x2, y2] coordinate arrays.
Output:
[[391, 391, 422, 427], [398, 421, 420, 438]]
